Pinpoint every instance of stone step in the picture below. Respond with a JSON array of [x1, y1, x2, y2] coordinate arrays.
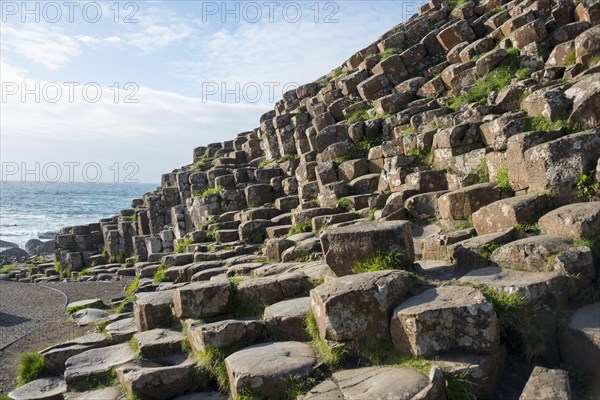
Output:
[[8, 377, 67, 400], [390, 285, 500, 357], [225, 341, 318, 398], [64, 342, 138, 389], [117, 354, 196, 400], [301, 365, 445, 400], [185, 317, 264, 352], [40, 333, 110, 374]]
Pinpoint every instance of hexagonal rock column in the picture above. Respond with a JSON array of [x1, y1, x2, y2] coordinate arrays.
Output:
[[184, 317, 264, 352], [301, 365, 446, 400], [224, 341, 318, 399], [117, 355, 196, 400], [390, 286, 500, 357], [538, 202, 600, 239], [173, 280, 231, 319], [472, 193, 551, 235], [263, 297, 312, 341], [310, 271, 412, 341], [320, 221, 415, 277], [134, 290, 176, 332], [437, 183, 503, 221], [64, 343, 138, 388], [519, 366, 572, 400]]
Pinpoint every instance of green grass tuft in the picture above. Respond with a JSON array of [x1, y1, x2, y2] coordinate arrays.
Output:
[[525, 115, 580, 134], [577, 173, 597, 202], [287, 219, 312, 237], [201, 186, 223, 197], [305, 313, 345, 367], [336, 198, 353, 212], [514, 223, 541, 235], [125, 275, 140, 296], [496, 164, 513, 193], [176, 239, 194, 254], [352, 250, 412, 274], [17, 352, 47, 385], [480, 242, 502, 260], [152, 264, 171, 283]]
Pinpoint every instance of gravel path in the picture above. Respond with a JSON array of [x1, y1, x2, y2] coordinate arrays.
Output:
[[0, 279, 131, 394]]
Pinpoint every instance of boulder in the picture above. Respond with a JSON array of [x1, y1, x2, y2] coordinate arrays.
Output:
[[320, 221, 415, 277], [538, 202, 600, 239], [63, 387, 124, 400], [510, 19, 548, 49], [315, 125, 349, 153], [390, 286, 500, 357], [437, 20, 477, 51], [225, 341, 318, 398], [310, 271, 412, 341], [40, 333, 110, 374], [522, 85, 572, 122]]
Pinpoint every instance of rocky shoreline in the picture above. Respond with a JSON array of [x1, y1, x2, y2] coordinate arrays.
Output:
[[3, 0, 600, 398]]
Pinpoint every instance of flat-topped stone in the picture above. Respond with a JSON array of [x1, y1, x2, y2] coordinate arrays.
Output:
[[519, 366, 572, 400], [40, 332, 110, 374], [134, 290, 175, 331], [310, 270, 412, 341], [538, 201, 600, 239], [320, 220, 415, 277], [391, 286, 500, 357], [134, 328, 185, 358], [301, 366, 445, 400], [173, 280, 231, 319], [66, 298, 106, 311], [70, 308, 109, 327], [472, 194, 550, 235], [8, 377, 67, 400], [117, 354, 196, 400], [185, 317, 264, 352], [263, 297, 311, 341], [225, 341, 318, 398], [63, 387, 124, 400], [64, 343, 137, 388]]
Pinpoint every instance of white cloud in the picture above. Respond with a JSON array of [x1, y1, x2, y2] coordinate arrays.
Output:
[[0, 62, 269, 183], [1, 25, 80, 70]]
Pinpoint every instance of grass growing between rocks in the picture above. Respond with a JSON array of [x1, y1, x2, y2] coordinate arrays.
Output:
[[66, 302, 108, 316], [352, 250, 412, 274], [305, 313, 345, 368], [201, 186, 223, 197], [152, 264, 171, 283], [496, 164, 513, 193], [333, 136, 384, 165], [482, 289, 544, 359], [0, 264, 17, 274], [336, 198, 353, 211], [125, 275, 140, 296], [17, 352, 47, 385], [480, 242, 502, 260], [514, 223, 541, 235], [577, 173, 598, 202], [286, 219, 312, 237], [176, 239, 194, 254], [525, 115, 580, 134], [71, 369, 117, 392]]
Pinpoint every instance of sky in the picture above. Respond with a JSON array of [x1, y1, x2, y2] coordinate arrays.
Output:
[[1, 0, 424, 183]]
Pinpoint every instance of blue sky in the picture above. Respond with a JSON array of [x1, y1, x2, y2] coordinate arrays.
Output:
[[1, 0, 424, 183]]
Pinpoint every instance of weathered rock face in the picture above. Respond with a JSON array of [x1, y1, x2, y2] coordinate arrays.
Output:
[[8, 377, 67, 400], [472, 194, 550, 235], [538, 202, 600, 239], [524, 129, 600, 202], [310, 271, 412, 341], [438, 183, 503, 221], [173, 280, 231, 319], [519, 366, 573, 400], [302, 366, 446, 400], [391, 286, 500, 357], [320, 221, 415, 277]]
